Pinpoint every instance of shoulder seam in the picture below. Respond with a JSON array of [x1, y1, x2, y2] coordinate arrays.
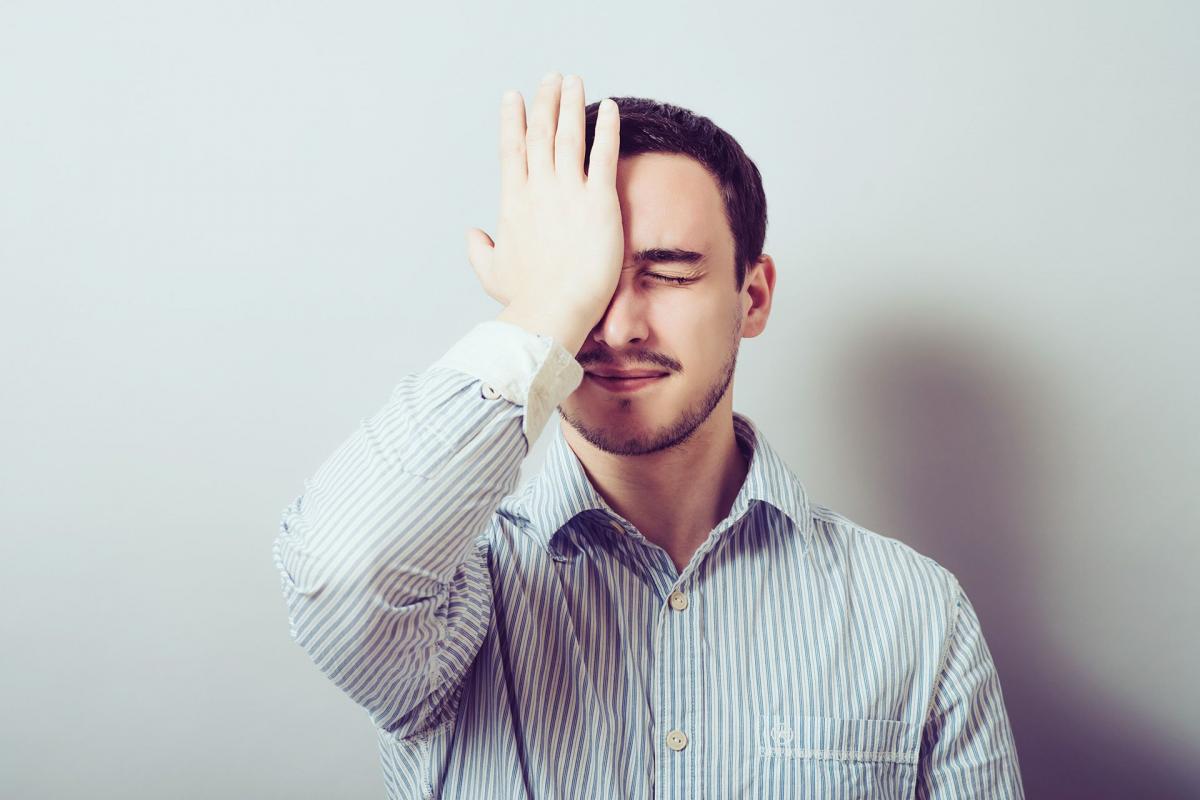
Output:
[[810, 505, 957, 583]]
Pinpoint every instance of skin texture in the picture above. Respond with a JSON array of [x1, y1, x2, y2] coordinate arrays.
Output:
[[558, 151, 778, 573], [476, 72, 625, 353]]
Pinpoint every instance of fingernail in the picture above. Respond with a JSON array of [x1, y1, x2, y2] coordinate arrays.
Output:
[[542, 71, 561, 84]]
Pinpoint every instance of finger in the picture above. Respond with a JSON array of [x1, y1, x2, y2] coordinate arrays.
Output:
[[526, 71, 562, 180], [465, 228, 501, 301], [499, 89, 527, 195], [586, 97, 621, 189], [554, 74, 585, 181]]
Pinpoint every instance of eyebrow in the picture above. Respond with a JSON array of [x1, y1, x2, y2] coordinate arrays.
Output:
[[629, 247, 706, 267]]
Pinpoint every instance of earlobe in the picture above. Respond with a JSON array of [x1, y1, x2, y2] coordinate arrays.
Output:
[[743, 315, 767, 339]]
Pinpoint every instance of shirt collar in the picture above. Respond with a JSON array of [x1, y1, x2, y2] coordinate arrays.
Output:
[[517, 411, 813, 560]]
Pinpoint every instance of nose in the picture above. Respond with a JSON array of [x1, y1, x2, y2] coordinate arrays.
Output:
[[589, 278, 651, 348]]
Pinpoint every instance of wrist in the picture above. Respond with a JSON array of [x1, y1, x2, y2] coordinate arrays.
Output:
[[495, 302, 590, 357]]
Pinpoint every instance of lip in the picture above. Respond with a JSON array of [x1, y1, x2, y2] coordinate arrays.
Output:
[[585, 373, 668, 392], [586, 369, 668, 378]]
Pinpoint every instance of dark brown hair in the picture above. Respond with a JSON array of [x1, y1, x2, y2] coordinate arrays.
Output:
[[584, 97, 768, 291]]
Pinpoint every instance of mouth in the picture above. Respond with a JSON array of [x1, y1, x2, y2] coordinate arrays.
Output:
[[585, 372, 669, 392]]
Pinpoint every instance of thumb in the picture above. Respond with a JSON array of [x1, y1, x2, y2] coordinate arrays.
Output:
[[464, 228, 506, 305], [465, 227, 494, 272]]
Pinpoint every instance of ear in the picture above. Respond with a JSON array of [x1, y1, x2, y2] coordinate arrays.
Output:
[[740, 254, 776, 339]]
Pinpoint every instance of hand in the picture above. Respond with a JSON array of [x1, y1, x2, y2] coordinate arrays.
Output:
[[465, 72, 624, 348]]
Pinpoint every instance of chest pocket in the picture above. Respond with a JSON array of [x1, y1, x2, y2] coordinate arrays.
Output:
[[754, 714, 921, 800]]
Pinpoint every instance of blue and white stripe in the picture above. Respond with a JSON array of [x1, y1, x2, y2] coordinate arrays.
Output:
[[274, 323, 1024, 799]]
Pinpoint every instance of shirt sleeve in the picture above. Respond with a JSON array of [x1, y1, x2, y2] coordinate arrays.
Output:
[[915, 585, 1026, 799], [272, 319, 583, 740], [432, 319, 585, 446]]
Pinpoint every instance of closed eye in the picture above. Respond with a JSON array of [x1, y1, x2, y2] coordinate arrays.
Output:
[[646, 273, 694, 284]]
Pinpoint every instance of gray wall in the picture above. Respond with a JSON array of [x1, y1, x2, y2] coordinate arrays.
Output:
[[2, 1, 1196, 797]]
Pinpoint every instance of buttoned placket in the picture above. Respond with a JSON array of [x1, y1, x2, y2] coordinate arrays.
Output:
[[606, 516, 704, 800]]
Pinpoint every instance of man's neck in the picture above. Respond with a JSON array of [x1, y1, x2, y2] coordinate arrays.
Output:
[[560, 410, 751, 573]]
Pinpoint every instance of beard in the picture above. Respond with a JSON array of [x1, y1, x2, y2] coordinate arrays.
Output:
[[560, 306, 743, 457]]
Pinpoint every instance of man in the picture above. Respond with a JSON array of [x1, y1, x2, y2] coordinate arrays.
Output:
[[274, 71, 1024, 799]]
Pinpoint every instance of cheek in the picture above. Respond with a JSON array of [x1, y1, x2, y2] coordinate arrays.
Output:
[[674, 325, 732, 373], [650, 291, 737, 360]]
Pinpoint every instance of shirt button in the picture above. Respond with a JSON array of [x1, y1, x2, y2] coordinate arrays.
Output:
[[481, 382, 501, 400], [668, 590, 688, 611], [665, 729, 688, 751]]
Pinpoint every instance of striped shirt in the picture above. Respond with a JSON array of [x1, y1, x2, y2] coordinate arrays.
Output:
[[274, 320, 1024, 799]]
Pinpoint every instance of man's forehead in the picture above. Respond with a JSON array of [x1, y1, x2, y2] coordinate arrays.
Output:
[[616, 153, 721, 206], [616, 153, 725, 248]]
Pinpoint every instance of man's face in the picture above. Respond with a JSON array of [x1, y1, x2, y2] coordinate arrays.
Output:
[[559, 152, 749, 456]]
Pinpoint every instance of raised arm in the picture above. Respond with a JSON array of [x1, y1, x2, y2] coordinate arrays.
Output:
[[272, 71, 625, 740]]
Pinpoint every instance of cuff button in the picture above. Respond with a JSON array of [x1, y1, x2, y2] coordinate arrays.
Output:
[[481, 383, 501, 400]]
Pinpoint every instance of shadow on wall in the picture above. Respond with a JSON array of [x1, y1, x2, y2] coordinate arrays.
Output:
[[830, 316, 1197, 800]]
